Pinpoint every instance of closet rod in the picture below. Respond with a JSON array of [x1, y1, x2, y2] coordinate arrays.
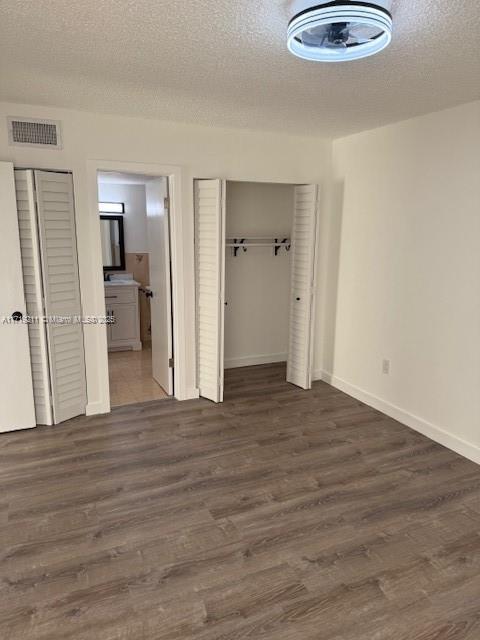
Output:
[[226, 237, 291, 242], [226, 243, 287, 247], [226, 237, 291, 257]]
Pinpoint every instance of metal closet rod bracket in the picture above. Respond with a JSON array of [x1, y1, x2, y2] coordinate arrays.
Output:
[[233, 238, 247, 258], [275, 238, 291, 256]]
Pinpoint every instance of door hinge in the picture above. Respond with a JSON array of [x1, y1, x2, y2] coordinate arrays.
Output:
[[164, 197, 170, 211], [169, 357, 174, 368]]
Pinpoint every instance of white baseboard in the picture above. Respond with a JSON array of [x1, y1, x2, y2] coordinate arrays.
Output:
[[313, 369, 480, 466], [225, 353, 287, 370], [0, 423, 37, 434], [86, 400, 110, 416]]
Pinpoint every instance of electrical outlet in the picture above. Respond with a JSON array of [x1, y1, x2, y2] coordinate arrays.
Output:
[[382, 359, 390, 375]]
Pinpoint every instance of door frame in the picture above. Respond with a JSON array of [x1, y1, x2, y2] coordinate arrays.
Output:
[[87, 159, 188, 411]]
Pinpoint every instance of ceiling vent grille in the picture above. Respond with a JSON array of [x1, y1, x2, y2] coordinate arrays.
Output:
[[7, 117, 63, 149]]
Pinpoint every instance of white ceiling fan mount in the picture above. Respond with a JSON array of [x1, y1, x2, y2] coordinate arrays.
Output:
[[287, 1, 393, 62]]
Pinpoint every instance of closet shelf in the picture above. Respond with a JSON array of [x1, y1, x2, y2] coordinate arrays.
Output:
[[226, 237, 291, 257]]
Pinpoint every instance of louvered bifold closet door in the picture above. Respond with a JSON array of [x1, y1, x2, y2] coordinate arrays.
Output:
[[287, 184, 319, 390], [34, 171, 87, 424], [194, 179, 226, 403], [14, 170, 53, 425]]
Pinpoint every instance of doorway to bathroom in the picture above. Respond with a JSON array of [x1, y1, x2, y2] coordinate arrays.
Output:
[[97, 170, 174, 407]]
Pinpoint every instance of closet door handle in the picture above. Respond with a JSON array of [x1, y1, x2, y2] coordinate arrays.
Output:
[[296, 297, 301, 301], [11, 311, 23, 322]]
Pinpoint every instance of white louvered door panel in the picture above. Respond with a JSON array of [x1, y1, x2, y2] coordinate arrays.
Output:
[[34, 171, 87, 424], [194, 179, 226, 403], [14, 170, 53, 425], [287, 184, 319, 390]]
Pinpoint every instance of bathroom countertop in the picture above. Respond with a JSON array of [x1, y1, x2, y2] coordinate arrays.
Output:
[[104, 280, 141, 287]]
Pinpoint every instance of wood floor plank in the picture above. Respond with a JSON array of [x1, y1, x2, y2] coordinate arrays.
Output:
[[1, 362, 480, 639]]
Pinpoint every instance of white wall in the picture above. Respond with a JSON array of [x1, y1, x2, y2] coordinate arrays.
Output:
[[317, 101, 480, 463], [98, 182, 148, 254], [2, 97, 479, 467], [224, 181, 293, 368], [0, 101, 331, 413]]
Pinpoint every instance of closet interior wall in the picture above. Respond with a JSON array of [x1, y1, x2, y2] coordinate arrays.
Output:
[[224, 181, 294, 370]]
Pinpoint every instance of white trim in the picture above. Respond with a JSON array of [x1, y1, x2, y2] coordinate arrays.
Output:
[[308, 185, 321, 388], [86, 400, 110, 416], [225, 353, 288, 370], [314, 370, 480, 466], [0, 423, 37, 434], [87, 159, 195, 416], [219, 180, 226, 401]]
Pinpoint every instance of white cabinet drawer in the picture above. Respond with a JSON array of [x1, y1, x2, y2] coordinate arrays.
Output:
[[104, 286, 137, 304]]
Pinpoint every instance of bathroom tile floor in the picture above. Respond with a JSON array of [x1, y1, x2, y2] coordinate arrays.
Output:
[[108, 345, 168, 407]]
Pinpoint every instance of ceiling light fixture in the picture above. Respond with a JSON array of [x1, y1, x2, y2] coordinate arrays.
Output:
[[287, 1, 393, 62]]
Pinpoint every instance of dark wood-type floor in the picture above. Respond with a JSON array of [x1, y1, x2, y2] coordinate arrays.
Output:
[[1, 363, 480, 640]]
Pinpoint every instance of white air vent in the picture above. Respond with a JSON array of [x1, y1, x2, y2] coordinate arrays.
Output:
[[7, 117, 63, 149]]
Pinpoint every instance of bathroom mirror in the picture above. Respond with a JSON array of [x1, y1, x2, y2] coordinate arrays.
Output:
[[100, 215, 125, 271]]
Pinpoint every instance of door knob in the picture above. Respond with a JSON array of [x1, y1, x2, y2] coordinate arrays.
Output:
[[296, 297, 301, 301], [11, 311, 23, 322], [146, 290, 154, 299]]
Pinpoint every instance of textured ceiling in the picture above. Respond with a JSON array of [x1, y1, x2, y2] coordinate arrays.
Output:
[[0, 1, 479, 137]]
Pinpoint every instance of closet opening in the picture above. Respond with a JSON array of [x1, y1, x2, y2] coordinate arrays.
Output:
[[97, 171, 174, 408], [194, 179, 319, 403], [224, 181, 294, 386]]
